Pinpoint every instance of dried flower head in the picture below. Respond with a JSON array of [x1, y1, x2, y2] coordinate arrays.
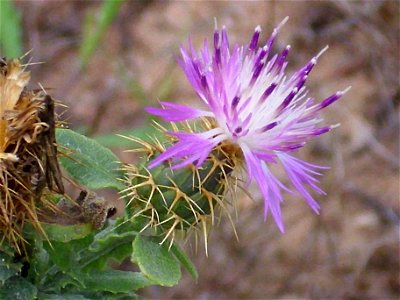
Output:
[[146, 18, 350, 232], [0, 58, 64, 251]]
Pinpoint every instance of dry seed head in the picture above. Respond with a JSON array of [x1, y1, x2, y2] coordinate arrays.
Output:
[[0, 58, 64, 252], [0, 58, 30, 151]]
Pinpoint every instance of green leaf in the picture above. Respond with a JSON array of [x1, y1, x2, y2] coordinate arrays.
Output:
[[45, 233, 94, 269], [72, 270, 154, 293], [28, 239, 50, 284], [81, 218, 140, 271], [0, 276, 37, 300], [56, 128, 125, 190], [43, 223, 93, 242], [39, 292, 141, 300], [132, 236, 181, 287], [36, 238, 93, 292], [38, 293, 93, 300], [0, 252, 22, 283], [41, 272, 84, 293], [43, 291, 142, 300], [0, 0, 23, 57], [170, 243, 198, 280], [24, 222, 93, 242], [79, 0, 124, 69], [89, 218, 140, 252], [84, 241, 132, 272]]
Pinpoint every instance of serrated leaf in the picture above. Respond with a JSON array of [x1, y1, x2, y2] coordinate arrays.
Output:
[[0, 276, 37, 300], [72, 270, 154, 293], [132, 236, 181, 287], [56, 128, 125, 190], [170, 243, 198, 280]]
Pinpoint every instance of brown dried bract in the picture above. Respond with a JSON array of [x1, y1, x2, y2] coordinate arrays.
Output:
[[0, 58, 64, 252]]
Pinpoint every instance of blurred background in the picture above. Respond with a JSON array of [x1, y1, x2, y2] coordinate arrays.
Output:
[[1, 0, 398, 298]]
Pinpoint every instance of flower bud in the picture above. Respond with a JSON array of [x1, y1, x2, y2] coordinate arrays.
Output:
[[122, 138, 235, 246]]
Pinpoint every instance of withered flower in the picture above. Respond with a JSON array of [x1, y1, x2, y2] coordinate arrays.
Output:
[[0, 58, 64, 252]]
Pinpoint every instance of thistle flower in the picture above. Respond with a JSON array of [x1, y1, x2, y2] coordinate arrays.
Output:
[[146, 18, 350, 232]]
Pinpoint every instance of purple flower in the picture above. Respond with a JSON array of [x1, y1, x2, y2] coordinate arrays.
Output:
[[145, 18, 350, 232]]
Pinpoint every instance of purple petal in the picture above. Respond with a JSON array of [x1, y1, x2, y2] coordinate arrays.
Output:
[[148, 130, 226, 170], [242, 146, 285, 232], [249, 26, 261, 51], [277, 153, 324, 213]]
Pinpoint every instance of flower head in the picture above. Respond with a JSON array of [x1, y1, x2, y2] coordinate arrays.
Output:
[[146, 18, 349, 232], [0, 58, 64, 252]]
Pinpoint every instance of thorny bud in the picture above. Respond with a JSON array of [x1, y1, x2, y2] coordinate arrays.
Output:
[[121, 126, 238, 251]]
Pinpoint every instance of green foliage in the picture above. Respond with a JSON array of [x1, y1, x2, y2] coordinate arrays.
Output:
[[9, 214, 195, 298], [24, 222, 93, 243], [80, 218, 141, 272], [38, 293, 95, 300], [0, 251, 22, 283], [0, 244, 37, 300], [56, 128, 126, 191], [79, 0, 125, 69], [0, 245, 37, 299], [1, 124, 199, 298], [132, 236, 181, 287], [0, 276, 38, 300], [72, 270, 154, 293], [170, 243, 198, 280], [0, 0, 23, 57], [18, 219, 144, 297]]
